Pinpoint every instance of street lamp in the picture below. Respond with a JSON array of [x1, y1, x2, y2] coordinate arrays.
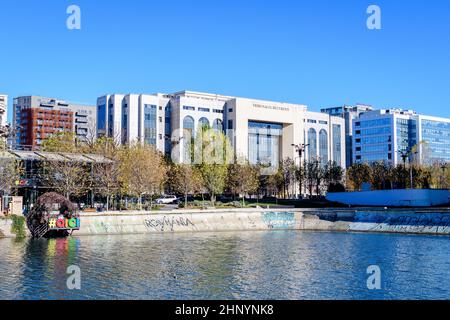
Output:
[[291, 143, 309, 198], [398, 148, 418, 189], [440, 163, 447, 189]]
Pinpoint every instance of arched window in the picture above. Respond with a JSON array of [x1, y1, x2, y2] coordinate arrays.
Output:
[[198, 117, 210, 130], [319, 129, 328, 165], [183, 116, 195, 163], [308, 128, 317, 161], [183, 116, 195, 136], [212, 119, 223, 132]]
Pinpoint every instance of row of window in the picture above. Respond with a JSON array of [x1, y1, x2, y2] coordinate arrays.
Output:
[[183, 116, 224, 134], [306, 119, 328, 125], [355, 118, 391, 128], [183, 105, 225, 114]]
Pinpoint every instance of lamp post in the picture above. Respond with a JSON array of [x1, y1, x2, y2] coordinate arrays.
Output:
[[440, 163, 447, 189], [398, 148, 417, 189], [409, 150, 418, 189], [291, 143, 309, 198]]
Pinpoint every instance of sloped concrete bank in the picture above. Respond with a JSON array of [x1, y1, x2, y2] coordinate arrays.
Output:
[[76, 208, 450, 236], [2, 208, 450, 238]]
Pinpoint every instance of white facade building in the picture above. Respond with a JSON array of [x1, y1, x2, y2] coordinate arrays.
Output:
[[97, 93, 171, 152], [0, 94, 7, 127], [97, 90, 346, 168]]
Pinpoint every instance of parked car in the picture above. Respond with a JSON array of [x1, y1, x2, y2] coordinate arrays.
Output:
[[155, 195, 178, 204]]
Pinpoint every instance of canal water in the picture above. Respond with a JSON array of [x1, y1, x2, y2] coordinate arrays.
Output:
[[0, 231, 449, 300]]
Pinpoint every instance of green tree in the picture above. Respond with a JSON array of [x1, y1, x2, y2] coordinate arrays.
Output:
[[346, 163, 371, 191], [323, 161, 344, 192], [166, 163, 203, 207], [227, 159, 260, 206], [41, 132, 80, 153], [0, 153, 23, 196], [118, 143, 167, 210], [370, 161, 393, 190], [304, 159, 323, 197], [194, 126, 233, 206], [280, 158, 296, 199]]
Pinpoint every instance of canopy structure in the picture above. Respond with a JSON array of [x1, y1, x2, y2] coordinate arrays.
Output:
[[0, 150, 113, 164]]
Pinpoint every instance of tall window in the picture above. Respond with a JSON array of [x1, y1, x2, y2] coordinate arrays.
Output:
[[144, 104, 157, 146], [183, 116, 195, 163], [308, 128, 317, 161], [198, 117, 210, 129], [333, 124, 341, 165], [319, 129, 328, 165], [183, 116, 195, 136], [213, 119, 223, 132], [97, 104, 106, 133], [248, 121, 282, 166]]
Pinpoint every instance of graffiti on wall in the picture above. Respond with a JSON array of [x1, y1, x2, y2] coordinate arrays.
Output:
[[354, 212, 450, 234], [144, 216, 196, 232], [262, 212, 296, 229]]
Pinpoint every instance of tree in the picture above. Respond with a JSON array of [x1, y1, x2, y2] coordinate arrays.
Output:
[[227, 159, 260, 206], [88, 137, 122, 210], [166, 163, 202, 207], [0, 155, 23, 196], [118, 143, 167, 210], [323, 161, 344, 192], [41, 158, 90, 200], [41, 132, 80, 153], [304, 159, 323, 197], [194, 126, 233, 206], [370, 161, 393, 190], [346, 163, 371, 191], [280, 158, 296, 199], [92, 160, 121, 211]]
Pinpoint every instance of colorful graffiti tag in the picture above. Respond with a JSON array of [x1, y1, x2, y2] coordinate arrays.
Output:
[[262, 212, 296, 229]]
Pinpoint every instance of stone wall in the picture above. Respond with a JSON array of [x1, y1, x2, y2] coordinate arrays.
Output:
[[2, 209, 450, 239], [0, 218, 16, 238], [76, 209, 450, 236]]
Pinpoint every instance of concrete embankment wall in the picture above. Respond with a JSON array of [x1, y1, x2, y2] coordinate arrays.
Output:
[[0, 219, 15, 238], [2, 209, 450, 238], [76, 209, 450, 236]]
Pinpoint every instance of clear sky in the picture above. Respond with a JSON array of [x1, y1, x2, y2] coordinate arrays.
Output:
[[1, 0, 450, 122]]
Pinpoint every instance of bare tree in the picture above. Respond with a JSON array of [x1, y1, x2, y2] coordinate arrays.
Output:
[[41, 159, 89, 200]]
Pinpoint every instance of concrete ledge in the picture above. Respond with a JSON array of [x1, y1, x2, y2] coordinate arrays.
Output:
[[2, 208, 450, 238]]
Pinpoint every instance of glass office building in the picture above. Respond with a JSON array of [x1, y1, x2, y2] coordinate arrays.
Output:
[[353, 109, 450, 165], [420, 118, 450, 163]]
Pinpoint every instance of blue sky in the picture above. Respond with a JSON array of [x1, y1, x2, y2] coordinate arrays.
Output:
[[1, 0, 450, 122]]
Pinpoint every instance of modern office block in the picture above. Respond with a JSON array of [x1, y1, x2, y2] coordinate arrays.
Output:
[[352, 109, 450, 165], [13, 96, 96, 150], [321, 104, 374, 167]]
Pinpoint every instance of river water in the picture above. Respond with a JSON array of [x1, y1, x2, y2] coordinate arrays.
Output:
[[0, 231, 449, 300]]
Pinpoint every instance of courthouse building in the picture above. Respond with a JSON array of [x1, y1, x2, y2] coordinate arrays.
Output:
[[97, 90, 346, 169]]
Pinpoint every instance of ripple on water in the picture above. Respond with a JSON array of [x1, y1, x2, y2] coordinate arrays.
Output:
[[0, 231, 449, 300]]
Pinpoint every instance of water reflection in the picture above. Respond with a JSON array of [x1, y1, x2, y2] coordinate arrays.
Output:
[[0, 231, 449, 300]]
